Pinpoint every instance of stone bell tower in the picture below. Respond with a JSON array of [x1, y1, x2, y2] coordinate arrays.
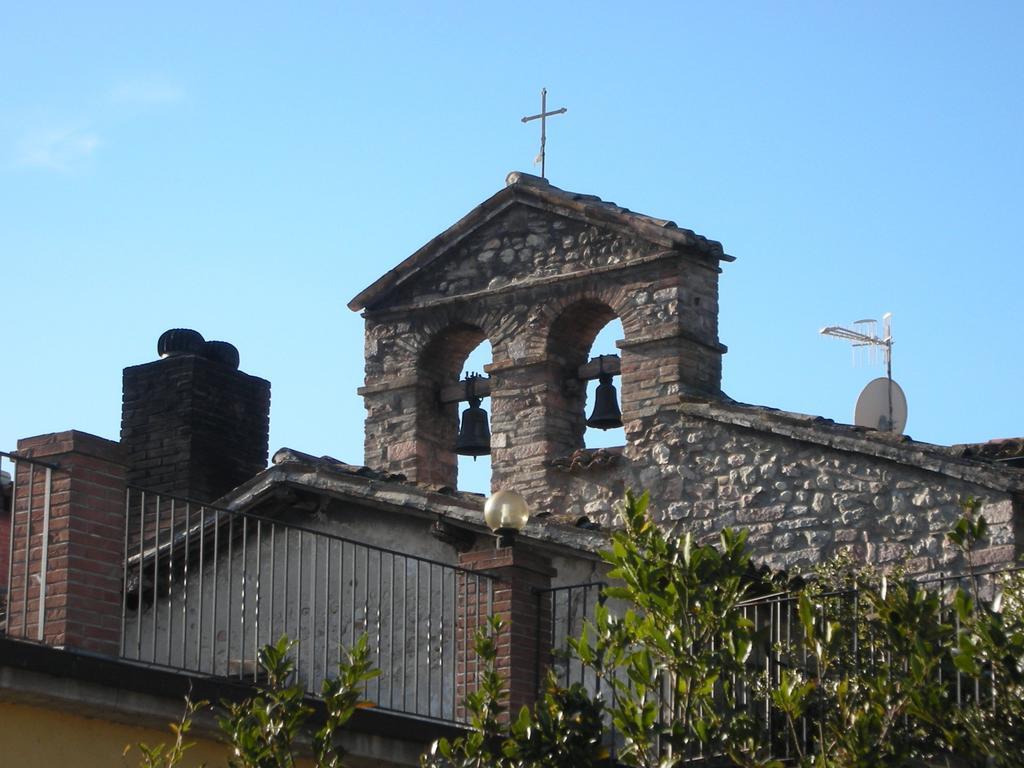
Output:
[[349, 172, 732, 512]]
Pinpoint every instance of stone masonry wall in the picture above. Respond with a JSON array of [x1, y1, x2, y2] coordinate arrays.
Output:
[[360, 202, 725, 491], [535, 408, 1022, 577]]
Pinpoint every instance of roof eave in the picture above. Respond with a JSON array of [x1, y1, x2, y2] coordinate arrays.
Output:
[[216, 451, 609, 558], [347, 185, 517, 312], [678, 399, 1024, 494]]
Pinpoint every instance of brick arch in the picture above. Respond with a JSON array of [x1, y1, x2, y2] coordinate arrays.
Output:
[[494, 285, 639, 368], [535, 294, 629, 455], [545, 298, 619, 369], [540, 286, 641, 352], [408, 304, 505, 366], [418, 321, 490, 386], [412, 319, 495, 490]]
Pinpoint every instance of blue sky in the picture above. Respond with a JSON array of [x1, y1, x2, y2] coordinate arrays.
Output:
[[2, 2, 1022, 494]]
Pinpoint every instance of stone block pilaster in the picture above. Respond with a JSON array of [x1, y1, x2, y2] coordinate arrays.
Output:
[[360, 378, 459, 488], [488, 359, 561, 500]]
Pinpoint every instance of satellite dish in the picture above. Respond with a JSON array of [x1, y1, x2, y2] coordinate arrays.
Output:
[[855, 377, 908, 433]]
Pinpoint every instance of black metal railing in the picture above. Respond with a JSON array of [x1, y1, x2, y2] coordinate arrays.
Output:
[[535, 581, 607, 695], [121, 487, 496, 724], [537, 568, 1022, 762]]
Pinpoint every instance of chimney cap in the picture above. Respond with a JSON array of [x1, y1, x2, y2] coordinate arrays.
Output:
[[155, 329, 241, 370], [204, 340, 240, 369], [157, 328, 205, 358]]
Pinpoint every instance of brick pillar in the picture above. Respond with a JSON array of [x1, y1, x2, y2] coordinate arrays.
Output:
[[457, 543, 555, 721], [7, 431, 127, 655]]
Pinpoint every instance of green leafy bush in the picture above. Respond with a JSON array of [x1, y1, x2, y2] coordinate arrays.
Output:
[[140, 493, 1023, 768]]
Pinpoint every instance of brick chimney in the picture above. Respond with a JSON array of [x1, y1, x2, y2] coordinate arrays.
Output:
[[120, 329, 271, 503]]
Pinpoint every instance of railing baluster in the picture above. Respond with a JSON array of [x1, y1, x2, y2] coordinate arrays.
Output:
[[296, 530, 303, 683], [36, 466, 52, 642], [151, 494, 160, 663], [181, 501, 190, 668], [136, 490, 145, 659], [255, 519, 262, 683], [240, 516, 247, 681], [120, 487, 130, 657], [372, 548, 380, 708], [350, 542, 357, 651], [269, 523, 276, 646], [226, 513, 234, 678], [447, 563, 455, 721], [427, 562, 433, 716], [342, 540, 350, 667], [362, 545, 369, 697], [22, 463, 35, 639], [211, 508, 219, 675], [197, 505, 205, 671], [4, 458, 18, 635], [167, 497, 175, 665], [414, 560, 420, 714], [310, 532, 318, 692], [324, 537, 331, 685], [955, 605, 963, 705], [283, 527, 290, 647], [389, 551, 396, 711]]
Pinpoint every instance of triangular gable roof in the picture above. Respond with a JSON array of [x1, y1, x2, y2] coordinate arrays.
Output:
[[348, 171, 734, 312]]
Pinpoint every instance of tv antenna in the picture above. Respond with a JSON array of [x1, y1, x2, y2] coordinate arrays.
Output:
[[820, 313, 907, 433]]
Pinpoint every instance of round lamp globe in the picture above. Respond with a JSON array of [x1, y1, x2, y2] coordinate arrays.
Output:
[[484, 490, 531, 533]]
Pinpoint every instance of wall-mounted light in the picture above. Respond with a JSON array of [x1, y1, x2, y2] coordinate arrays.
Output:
[[484, 490, 531, 548]]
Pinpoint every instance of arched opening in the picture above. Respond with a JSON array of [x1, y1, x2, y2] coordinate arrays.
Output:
[[457, 339, 492, 495], [583, 317, 625, 449], [417, 323, 493, 493], [546, 300, 624, 455]]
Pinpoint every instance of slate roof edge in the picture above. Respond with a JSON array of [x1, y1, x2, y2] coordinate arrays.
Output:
[[348, 172, 731, 312], [677, 399, 1024, 493], [216, 450, 610, 557]]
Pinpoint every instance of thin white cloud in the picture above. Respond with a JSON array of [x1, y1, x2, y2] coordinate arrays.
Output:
[[16, 127, 100, 171], [109, 77, 186, 106]]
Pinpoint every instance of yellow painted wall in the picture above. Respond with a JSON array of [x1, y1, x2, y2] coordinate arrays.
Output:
[[0, 700, 234, 767]]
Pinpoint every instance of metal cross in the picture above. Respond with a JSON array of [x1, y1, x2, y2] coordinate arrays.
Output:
[[521, 87, 566, 179]]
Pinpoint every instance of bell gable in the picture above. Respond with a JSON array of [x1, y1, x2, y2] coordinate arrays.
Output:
[[352, 172, 732, 496]]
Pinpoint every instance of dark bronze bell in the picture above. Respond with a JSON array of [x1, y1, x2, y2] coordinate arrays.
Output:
[[455, 395, 491, 456], [586, 373, 623, 430]]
